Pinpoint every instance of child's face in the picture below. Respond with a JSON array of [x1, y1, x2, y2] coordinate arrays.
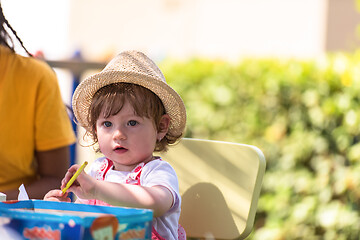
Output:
[[96, 100, 161, 171]]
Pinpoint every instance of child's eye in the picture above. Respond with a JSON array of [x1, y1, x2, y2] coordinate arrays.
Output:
[[127, 120, 138, 126], [103, 121, 112, 127]]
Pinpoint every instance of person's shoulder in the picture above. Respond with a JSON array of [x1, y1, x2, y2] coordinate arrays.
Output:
[[93, 156, 108, 165], [1, 48, 56, 86], [20, 55, 54, 75], [141, 158, 179, 185], [1, 48, 55, 77], [148, 157, 170, 165], [87, 157, 108, 174], [144, 158, 175, 171]]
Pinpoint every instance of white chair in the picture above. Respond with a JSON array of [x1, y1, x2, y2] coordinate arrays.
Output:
[[159, 138, 266, 239]]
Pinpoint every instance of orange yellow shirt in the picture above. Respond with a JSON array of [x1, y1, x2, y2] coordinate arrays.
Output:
[[0, 45, 76, 191]]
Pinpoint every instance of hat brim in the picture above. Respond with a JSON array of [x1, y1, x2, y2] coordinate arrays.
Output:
[[72, 70, 186, 137]]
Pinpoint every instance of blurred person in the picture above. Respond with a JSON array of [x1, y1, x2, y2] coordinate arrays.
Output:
[[0, 3, 76, 200]]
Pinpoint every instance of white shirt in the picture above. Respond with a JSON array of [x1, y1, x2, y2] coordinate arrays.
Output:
[[85, 157, 181, 240]]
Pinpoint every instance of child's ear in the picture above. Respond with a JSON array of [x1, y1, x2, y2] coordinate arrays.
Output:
[[157, 114, 170, 139]]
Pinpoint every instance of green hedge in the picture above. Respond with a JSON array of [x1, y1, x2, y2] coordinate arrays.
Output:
[[160, 51, 360, 239]]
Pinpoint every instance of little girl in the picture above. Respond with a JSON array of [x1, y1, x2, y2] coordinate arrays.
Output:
[[44, 50, 187, 240]]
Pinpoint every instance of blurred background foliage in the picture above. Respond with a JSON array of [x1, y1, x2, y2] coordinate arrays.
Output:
[[160, 51, 360, 239]]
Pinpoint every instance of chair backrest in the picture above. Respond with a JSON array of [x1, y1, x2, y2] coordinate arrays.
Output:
[[159, 138, 266, 239]]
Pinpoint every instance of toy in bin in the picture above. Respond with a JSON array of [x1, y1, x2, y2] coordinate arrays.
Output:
[[0, 200, 153, 239]]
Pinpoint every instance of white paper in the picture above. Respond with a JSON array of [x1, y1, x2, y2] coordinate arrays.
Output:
[[0, 192, 6, 201], [18, 184, 29, 200]]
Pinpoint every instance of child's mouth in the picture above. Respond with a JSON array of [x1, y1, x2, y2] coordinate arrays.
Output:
[[114, 147, 127, 153]]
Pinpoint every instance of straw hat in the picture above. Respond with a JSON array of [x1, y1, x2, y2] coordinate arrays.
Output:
[[72, 50, 186, 137]]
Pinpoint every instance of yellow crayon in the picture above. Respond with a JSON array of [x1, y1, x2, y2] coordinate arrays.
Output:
[[62, 161, 88, 194]]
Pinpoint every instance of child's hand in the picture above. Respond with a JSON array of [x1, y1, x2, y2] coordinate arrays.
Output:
[[43, 189, 71, 202], [61, 164, 96, 200]]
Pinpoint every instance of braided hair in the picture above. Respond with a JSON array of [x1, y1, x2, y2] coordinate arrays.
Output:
[[0, 3, 32, 56]]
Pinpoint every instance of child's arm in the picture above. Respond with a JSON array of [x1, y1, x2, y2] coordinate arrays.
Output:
[[96, 181, 172, 217], [64, 165, 173, 217]]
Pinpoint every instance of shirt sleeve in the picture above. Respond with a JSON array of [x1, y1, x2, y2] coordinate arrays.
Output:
[[140, 160, 181, 211], [34, 61, 76, 150]]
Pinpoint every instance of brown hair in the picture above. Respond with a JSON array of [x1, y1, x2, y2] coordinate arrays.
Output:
[[85, 82, 180, 152]]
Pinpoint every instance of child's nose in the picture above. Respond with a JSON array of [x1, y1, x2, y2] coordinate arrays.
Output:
[[113, 128, 126, 140]]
